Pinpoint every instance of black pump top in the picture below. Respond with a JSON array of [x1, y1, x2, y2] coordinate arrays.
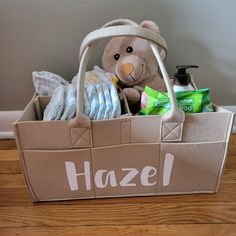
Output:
[[174, 65, 199, 86]]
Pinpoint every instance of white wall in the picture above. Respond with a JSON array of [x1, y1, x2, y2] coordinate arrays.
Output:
[[0, 0, 236, 110]]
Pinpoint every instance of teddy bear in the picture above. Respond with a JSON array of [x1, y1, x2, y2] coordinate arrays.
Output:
[[102, 20, 167, 110]]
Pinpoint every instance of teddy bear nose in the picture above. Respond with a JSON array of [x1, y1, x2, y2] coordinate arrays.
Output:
[[120, 63, 134, 75]]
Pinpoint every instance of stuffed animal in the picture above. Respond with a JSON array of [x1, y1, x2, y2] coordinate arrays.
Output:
[[102, 20, 167, 108]]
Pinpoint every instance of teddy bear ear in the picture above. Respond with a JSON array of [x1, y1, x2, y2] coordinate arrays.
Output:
[[140, 20, 160, 33]]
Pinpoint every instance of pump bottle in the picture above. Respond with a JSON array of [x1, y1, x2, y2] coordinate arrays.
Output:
[[173, 65, 199, 92]]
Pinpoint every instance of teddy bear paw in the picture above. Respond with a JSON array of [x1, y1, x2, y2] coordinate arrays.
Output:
[[123, 88, 141, 106]]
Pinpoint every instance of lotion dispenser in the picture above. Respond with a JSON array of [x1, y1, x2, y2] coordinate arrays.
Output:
[[173, 65, 199, 92]]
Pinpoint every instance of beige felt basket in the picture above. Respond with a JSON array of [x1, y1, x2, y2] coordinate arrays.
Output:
[[14, 19, 234, 202]]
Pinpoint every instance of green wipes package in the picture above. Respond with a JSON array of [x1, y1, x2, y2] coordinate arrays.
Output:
[[139, 86, 214, 115]]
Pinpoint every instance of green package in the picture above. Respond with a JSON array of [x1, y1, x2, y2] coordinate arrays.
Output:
[[139, 86, 214, 115]]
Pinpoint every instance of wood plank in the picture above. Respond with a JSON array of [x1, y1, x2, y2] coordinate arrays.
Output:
[[0, 188, 30, 206], [0, 150, 19, 161], [230, 134, 236, 144], [226, 156, 236, 169], [0, 150, 21, 174], [0, 161, 21, 174], [1, 183, 236, 207], [0, 224, 236, 236], [0, 174, 25, 189], [228, 135, 236, 155], [222, 169, 236, 183], [228, 145, 236, 156], [0, 202, 236, 227], [0, 140, 17, 150]]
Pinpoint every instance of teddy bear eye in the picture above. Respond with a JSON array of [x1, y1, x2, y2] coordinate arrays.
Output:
[[126, 46, 133, 53], [114, 54, 120, 61]]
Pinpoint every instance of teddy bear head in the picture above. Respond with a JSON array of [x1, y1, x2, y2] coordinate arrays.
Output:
[[102, 21, 162, 87]]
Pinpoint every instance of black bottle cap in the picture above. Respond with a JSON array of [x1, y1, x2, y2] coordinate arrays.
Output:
[[174, 65, 199, 86]]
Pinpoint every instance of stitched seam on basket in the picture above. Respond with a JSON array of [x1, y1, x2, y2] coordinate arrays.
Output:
[[15, 124, 38, 201], [217, 115, 227, 140], [76, 130, 90, 145], [126, 120, 132, 144], [164, 126, 179, 139], [120, 120, 131, 144], [71, 129, 80, 145], [21, 151, 39, 201], [162, 124, 180, 140], [71, 128, 90, 146], [75, 134, 88, 145], [163, 124, 179, 137], [129, 119, 132, 143], [119, 120, 121, 145], [157, 143, 161, 194]]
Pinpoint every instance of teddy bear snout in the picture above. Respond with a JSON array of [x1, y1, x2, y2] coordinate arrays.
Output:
[[116, 55, 146, 85], [120, 63, 134, 75]]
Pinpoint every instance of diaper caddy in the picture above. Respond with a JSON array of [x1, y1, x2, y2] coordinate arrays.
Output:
[[14, 19, 234, 202]]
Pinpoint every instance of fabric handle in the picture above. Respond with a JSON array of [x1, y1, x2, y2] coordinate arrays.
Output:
[[75, 19, 185, 141]]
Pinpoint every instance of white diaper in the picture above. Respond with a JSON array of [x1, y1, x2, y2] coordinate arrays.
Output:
[[85, 83, 99, 120], [94, 83, 106, 120], [61, 85, 77, 120], [43, 85, 65, 121]]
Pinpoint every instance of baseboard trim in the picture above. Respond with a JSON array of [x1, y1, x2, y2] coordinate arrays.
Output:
[[0, 111, 23, 139], [0, 106, 235, 139], [0, 131, 16, 139], [232, 126, 236, 133]]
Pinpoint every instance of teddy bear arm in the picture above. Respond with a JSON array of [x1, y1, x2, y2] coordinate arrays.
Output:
[[133, 85, 144, 92], [146, 76, 167, 92], [123, 88, 141, 106]]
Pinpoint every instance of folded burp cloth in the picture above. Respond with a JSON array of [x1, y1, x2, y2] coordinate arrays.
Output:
[[33, 71, 69, 96]]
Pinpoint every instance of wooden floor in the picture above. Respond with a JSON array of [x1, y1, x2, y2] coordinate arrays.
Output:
[[0, 136, 236, 236]]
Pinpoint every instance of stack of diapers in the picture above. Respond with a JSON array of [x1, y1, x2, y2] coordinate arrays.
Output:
[[43, 84, 77, 121], [80, 66, 121, 120], [33, 66, 121, 121]]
